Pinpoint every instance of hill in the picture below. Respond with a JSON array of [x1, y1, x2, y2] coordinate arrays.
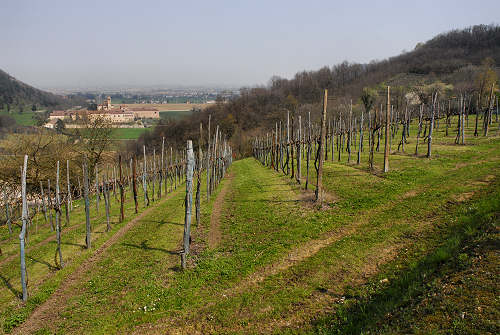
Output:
[[0, 69, 86, 112], [134, 24, 500, 157]]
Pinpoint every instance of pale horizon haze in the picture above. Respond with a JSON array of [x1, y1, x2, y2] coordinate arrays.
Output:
[[1, 0, 499, 90]]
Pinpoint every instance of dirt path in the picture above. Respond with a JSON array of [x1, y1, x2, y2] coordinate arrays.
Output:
[[207, 172, 234, 249], [13, 191, 177, 335]]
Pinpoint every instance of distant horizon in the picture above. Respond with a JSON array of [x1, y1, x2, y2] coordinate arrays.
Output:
[[2, 0, 499, 90], [38, 83, 243, 94]]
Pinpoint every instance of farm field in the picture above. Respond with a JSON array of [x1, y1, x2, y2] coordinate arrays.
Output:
[[159, 110, 194, 120], [110, 128, 150, 140], [1, 117, 498, 334], [119, 103, 209, 112]]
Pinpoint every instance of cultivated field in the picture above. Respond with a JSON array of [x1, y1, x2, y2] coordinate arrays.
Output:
[[110, 128, 150, 140], [0, 117, 499, 334], [119, 103, 210, 112]]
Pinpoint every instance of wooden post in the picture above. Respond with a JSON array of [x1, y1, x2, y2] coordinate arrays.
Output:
[[196, 123, 202, 225], [170, 147, 173, 193], [113, 166, 117, 201], [55, 161, 64, 268], [286, 111, 290, 175], [95, 164, 99, 214], [383, 86, 390, 173], [47, 179, 54, 231], [315, 89, 327, 202], [19, 155, 28, 301], [83, 157, 91, 249], [348, 100, 352, 163], [297, 115, 301, 184], [357, 111, 363, 164], [305, 111, 311, 189], [183, 140, 195, 257], [206, 115, 211, 201], [160, 137, 164, 199], [290, 116, 295, 179], [461, 96, 466, 144], [5, 190, 12, 234], [152, 149, 156, 202], [129, 158, 133, 199], [427, 92, 437, 158], [143, 145, 149, 207], [66, 160, 72, 212], [119, 155, 125, 223], [484, 83, 494, 137]]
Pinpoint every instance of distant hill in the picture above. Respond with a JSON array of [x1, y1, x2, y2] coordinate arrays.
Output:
[[0, 69, 85, 111]]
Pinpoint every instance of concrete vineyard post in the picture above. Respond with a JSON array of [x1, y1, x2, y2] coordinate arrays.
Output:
[[64, 161, 70, 226], [19, 155, 28, 302], [182, 140, 195, 268], [196, 123, 202, 225]]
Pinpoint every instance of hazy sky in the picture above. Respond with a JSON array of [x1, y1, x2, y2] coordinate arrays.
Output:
[[1, 0, 499, 90]]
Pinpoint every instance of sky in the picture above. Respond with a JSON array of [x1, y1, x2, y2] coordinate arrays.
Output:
[[1, 0, 499, 90]]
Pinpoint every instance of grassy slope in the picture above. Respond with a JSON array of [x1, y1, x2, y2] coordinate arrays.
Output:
[[0, 180, 187, 333], [1, 117, 499, 334], [0, 111, 37, 126]]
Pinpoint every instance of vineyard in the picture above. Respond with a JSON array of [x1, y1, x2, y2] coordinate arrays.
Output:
[[0, 87, 498, 333]]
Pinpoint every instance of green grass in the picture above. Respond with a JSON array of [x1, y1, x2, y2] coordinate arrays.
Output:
[[310, 181, 500, 334], [0, 111, 38, 126], [0, 180, 183, 333], [1, 117, 499, 334], [159, 110, 193, 120], [110, 128, 150, 140]]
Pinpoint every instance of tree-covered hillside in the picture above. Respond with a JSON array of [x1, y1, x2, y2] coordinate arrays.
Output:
[[134, 24, 500, 157], [0, 69, 86, 112]]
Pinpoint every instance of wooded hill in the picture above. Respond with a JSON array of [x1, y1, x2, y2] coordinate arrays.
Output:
[[135, 24, 500, 157], [0, 69, 86, 112]]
